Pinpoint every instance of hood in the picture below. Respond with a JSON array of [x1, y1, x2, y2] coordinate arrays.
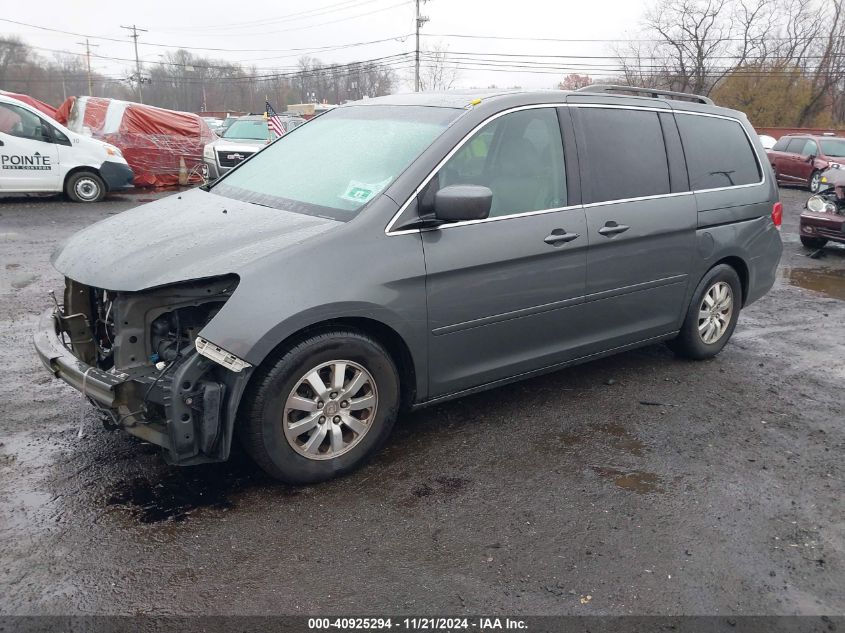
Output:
[[52, 187, 340, 291], [212, 138, 270, 150]]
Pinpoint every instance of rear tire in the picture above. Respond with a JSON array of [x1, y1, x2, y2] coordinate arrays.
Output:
[[809, 170, 822, 193], [65, 171, 106, 203], [668, 265, 742, 360], [238, 330, 400, 483], [800, 236, 828, 249]]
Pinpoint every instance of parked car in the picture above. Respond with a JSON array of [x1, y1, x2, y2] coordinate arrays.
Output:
[[0, 93, 133, 202], [218, 117, 235, 136], [759, 134, 776, 150], [800, 167, 845, 249], [35, 86, 782, 483], [202, 114, 305, 180], [200, 116, 224, 135], [766, 133, 845, 192]]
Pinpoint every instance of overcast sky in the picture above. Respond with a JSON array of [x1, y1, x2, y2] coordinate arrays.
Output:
[[1, 0, 650, 93]]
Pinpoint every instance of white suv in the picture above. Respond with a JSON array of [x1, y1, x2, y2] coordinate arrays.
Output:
[[202, 114, 305, 180]]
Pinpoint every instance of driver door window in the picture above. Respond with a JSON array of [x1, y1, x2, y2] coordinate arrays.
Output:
[[0, 103, 52, 143], [436, 108, 567, 217], [802, 140, 818, 156]]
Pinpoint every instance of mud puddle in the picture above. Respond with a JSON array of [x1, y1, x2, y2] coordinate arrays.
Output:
[[557, 422, 646, 458], [104, 457, 295, 524], [592, 466, 663, 493], [783, 267, 845, 300]]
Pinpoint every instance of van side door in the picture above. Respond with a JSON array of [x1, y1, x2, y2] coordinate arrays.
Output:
[[571, 105, 697, 350], [674, 112, 770, 299], [419, 106, 588, 397], [0, 102, 60, 192]]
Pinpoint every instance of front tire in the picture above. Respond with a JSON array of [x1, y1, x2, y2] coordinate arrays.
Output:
[[65, 171, 106, 203], [668, 265, 742, 360], [239, 331, 400, 483], [800, 236, 828, 249]]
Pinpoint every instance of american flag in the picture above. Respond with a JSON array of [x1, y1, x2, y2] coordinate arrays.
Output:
[[266, 101, 285, 137]]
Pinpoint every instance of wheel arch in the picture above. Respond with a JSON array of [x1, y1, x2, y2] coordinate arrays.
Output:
[[238, 316, 419, 414], [63, 166, 106, 191], [711, 255, 749, 306]]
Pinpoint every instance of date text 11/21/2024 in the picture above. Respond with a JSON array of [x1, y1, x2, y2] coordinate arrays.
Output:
[[307, 618, 528, 630]]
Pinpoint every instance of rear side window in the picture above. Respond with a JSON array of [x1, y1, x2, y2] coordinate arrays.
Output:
[[786, 138, 806, 154], [772, 137, 789, 151], [577, 108, 670, 203], [677, 115, 761, 190]]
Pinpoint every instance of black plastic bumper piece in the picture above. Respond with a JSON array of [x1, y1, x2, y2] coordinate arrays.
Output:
[[100, 160, 135, 191]]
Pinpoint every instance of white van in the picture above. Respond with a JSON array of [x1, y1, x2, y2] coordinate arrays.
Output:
[[0, 94, 133, 202]]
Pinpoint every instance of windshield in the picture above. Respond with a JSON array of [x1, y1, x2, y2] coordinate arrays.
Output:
[[212, 105, 461, 220], [820, 138, 845, 157], [222, 119, 273, 141]]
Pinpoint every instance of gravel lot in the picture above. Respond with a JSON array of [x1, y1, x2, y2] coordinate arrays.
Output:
[[0, 187, 843, 616]]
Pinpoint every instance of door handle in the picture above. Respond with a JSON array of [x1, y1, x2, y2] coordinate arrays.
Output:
[[598, 221, 630, 237], [544, 229, 580, 245]]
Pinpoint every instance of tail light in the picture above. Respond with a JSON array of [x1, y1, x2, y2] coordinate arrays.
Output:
[[772, 201, 783, 230]]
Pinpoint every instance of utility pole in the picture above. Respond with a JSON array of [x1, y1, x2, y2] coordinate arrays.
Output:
[[414, 0, 429, 92], [121, 24, 148, 103], [76, 38, 98, 96]]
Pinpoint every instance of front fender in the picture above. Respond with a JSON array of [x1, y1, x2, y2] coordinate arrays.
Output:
[[197, 221, 429, 401]]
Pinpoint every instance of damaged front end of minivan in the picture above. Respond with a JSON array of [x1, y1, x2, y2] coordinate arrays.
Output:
[[34, 274, 252, 465]]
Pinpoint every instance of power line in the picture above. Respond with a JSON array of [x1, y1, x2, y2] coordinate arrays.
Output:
[[5, 35, 414, 67], [0, 6, 411, 51], [154, 0, 404, 34], [424, 32, 845, 43], [153, 0, 386, 31], [161, 1, 413, 38]]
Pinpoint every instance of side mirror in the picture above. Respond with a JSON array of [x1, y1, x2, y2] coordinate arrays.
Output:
[[807, 154, 817, 163], [434, 185, 493, 223]]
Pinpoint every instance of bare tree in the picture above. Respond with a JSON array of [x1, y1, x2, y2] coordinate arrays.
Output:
[[415, 43, 460, 91], [617, 0, 845, 126]]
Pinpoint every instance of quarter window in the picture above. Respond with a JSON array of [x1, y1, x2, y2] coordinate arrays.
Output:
[[577, 108, 670, 203], [772, 137, 789, 151], [437, 108, 567, 217], [677, 114, 761, 190]]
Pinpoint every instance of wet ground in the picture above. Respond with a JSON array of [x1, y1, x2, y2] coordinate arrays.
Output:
[[0, 187, 843, 615]]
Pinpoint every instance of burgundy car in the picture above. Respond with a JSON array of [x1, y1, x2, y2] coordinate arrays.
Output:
[[800, 169, 845, 249], [767, 134, 845, 193]]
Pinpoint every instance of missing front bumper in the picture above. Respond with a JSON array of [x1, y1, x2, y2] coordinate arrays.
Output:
[[33, 308, 129, 407], [33, 308, 232, 464]]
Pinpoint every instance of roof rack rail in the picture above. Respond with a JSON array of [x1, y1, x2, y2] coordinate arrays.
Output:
[[575, 84, 714, 106]]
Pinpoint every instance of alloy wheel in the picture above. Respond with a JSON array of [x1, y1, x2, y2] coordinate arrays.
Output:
[[282, 360, 378, 460], [697, 281, 733, 345], [810, 171, 821, 193]]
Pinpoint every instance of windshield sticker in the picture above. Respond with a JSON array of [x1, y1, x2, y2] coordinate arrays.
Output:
[[340, 178, 391, 204]]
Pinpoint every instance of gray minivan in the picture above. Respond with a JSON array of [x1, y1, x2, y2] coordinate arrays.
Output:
[[35, 86, 783, 483]]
